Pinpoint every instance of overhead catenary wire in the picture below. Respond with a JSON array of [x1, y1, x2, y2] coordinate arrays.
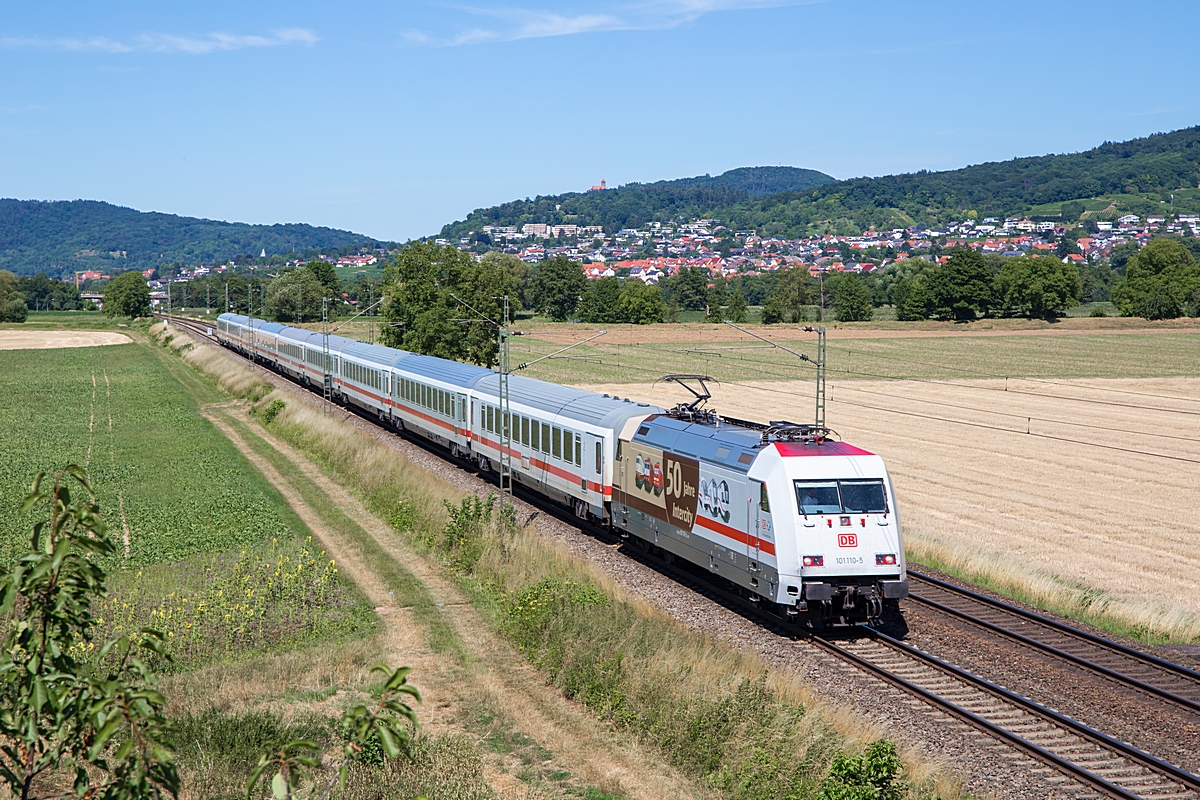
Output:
[[720, 379, 1200, 466]]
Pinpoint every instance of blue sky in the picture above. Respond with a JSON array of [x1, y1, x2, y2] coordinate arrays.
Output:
[[2, 1, 1197, 242]]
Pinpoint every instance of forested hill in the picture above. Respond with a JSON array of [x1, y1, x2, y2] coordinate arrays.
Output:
[[0, 199, 380, 277], [440, 127, 1200, 239], [731, 126, 1200, 235], [437, 166, 836, 239]]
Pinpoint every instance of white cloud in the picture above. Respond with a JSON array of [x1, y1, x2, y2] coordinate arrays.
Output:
[[0, 28, 318, 55], [405, 0, 817, 46]]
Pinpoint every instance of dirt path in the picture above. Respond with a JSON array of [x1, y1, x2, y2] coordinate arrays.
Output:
[[201, 403, 707, 800]]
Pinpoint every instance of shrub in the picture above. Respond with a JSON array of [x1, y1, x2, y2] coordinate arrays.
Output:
[[261, 399, 286, 424], [819, 740, 906, 800]]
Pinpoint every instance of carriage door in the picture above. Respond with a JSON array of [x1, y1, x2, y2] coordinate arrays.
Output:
[[750, 481, 772, 574]]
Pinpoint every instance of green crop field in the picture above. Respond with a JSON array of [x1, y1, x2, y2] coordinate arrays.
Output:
[[509, 331, 1200, 386], [0, 339, 371, 667]]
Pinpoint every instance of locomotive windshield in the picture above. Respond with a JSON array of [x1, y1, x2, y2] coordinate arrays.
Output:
[[795, 479, 888, 515]]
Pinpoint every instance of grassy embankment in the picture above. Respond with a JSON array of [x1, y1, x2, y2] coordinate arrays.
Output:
[[165, 323, 963, 800]]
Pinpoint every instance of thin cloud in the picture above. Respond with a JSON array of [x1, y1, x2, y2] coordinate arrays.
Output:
[[0, 28, 318, 55], [404, 0, 818, 47]]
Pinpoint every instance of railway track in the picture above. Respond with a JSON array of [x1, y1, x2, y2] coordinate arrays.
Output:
[[164, 313, 1200, 799], [813, 632, 1200, 800], [907, 570, 1200, 715]]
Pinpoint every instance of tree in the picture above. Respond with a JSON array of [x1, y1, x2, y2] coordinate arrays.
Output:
[[578, 277, 623, 323], [925, 249, 994, 320], [617, 281, 667, 324], [0, 271, 28, 322], [725, 284, 749, 323], [16, 273, 82, 311], [1111, 237, 1200, 319], [995, 256, 1082, 320], [762, 267, 813, 324], [380, 242, 516, 366], [1108, 241, 1141, 275], [833, 273, 874, 321], [0, 468, 179, 799], [665, 267, 709, 311], [264, 268, 331, 323], [102, 271, 151, 318], [303, 260, 341, 295], [481, 251, 532, 308], [705, 279, 730, 322], [527, 257, 586, 321]]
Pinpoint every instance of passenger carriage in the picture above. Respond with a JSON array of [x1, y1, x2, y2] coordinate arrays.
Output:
[[469, 376, 653, 521], [389, 354, 484, 456]]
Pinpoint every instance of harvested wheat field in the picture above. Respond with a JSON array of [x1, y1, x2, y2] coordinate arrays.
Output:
[[0, 330, 132, 349], [577, 376, 1200, 642]]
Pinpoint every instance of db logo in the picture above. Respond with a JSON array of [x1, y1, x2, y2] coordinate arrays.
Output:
[[838, 533, 858, 548]]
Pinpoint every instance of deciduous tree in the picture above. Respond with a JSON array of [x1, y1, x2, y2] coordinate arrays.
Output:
[[380, 242, 516, 366], [527, 257, 586, 321], [0, 270, 28, 322], [578, 277, 622, 323], [995, 256, 1081, 320], [617, 281, 667, 324], [264, 268, 331, 323], [0, 468, 180, 799], [926, 248, 994, 320], [1111, 237, 1200, 319], [102, 271, 151, 318], [833, 273, 874, 321]]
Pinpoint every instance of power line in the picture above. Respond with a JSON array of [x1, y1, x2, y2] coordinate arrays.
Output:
[[721, 380, 1200, 466], [832, 383, 1200, 445]]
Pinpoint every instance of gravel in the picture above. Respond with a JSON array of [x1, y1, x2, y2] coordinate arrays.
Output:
[[190, 332, 1173, 800]]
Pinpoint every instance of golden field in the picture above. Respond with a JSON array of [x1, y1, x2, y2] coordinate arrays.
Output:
[[577, 375, 1200, 642]]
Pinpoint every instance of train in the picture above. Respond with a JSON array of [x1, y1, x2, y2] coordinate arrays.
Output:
[[214, 312, 908, 628]]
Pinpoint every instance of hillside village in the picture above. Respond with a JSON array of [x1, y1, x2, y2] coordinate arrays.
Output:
[[435, 212, 1200, 285]]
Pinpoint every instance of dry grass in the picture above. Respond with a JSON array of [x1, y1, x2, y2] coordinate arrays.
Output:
[[579, 376, 1200, 643]]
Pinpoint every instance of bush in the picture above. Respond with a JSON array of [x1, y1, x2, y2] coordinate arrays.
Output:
[[1089, 306, 1108, 317], [260, 399, 286, 424], [819, 740, 906, 800]]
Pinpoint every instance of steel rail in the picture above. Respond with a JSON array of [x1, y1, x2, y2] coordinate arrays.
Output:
[[908, 570, 1200, 712], [850, 630, 1200, 796], [809, 635, 1145, 799]]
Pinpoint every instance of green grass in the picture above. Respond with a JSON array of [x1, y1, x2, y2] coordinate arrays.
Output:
[[2, 310, 114, 329], [0, 342, 293, 566], [509, 330, 1200, 386], [0, 339, 373, 666]]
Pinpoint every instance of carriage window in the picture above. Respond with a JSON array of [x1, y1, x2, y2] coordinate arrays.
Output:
[[574, 435, 581, 467], [794, 482, 841, 515], [595, 441, 602, 475], [521, 416, 530, 446], [552, 427, 561, 459], [531, 420, 540, 451], [541, 423, 550, 454], [759, 482, 770, 512], [486, 406, 494, 433]]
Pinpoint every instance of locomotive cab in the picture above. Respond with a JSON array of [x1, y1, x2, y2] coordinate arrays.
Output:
[[750, 439, 907, 627]]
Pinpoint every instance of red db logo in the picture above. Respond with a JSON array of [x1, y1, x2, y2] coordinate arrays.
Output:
[[838, 533, 857, 548]]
